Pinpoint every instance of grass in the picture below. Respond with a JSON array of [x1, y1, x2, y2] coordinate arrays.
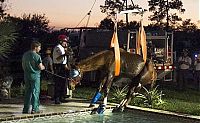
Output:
[[156, 87, 200, 115], [73, 85, 200, 116]]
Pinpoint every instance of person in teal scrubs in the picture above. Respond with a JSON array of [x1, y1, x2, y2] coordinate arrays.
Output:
[[22, 41, 45, 114]]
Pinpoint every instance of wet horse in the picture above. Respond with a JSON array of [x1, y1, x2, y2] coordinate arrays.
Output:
[[69, 48, 157, 113]]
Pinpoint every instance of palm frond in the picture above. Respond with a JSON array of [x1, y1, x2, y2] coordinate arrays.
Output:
[[0, 21, 18, 60], [134, 85, 164, 107], [111, 85, 128, 101]]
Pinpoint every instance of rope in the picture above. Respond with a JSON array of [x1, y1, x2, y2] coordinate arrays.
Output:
[[75, 0, 97, 27], [44, 70, 66, 79]]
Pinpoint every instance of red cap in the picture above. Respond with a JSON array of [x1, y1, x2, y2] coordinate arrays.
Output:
[[58, 35, 68, 42]]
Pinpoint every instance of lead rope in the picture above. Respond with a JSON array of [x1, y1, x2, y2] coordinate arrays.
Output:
[[44, 69, 81, 81], [43, 70, 66, 79]]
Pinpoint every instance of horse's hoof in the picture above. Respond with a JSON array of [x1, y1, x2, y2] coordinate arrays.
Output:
[[96, 104, 105, 114], [112, 106, 124, 113], [90, 108, 98, 115], [90, 104, 106, 114]]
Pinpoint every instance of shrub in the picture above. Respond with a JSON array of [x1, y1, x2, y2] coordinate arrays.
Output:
[[133, 85, 164, 108], [111, 85, 128, 102]]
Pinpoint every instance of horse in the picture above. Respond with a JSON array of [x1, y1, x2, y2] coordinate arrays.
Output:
[[68, 48, 157, 113]]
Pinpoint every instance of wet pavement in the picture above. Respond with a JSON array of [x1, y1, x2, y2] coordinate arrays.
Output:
[[0, 97, 113, 121], [0, 97, 200, 122]]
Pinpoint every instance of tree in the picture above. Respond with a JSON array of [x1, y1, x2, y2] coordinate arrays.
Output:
[[100, 0, 124, 17], [0, 0, 10, 20], [100, 0, 142, 28], [0, 21, 18, 61], [1, 14, 52, 86], [99, 17, 139, 30], [20, 14, 51, 39], [99, 18, 114, 30], [178, 19, 198, 32], [0, 20, 18, 79], [128, 21, 140, 30], [5, 14, 52, 54], [148, 0, 185, 27]]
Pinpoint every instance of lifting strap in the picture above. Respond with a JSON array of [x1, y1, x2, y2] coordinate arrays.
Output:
[[136, 20, 147, 63], [110, 23, 120, 76]]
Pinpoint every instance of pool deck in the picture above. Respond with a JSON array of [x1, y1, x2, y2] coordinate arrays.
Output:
[[0, 97, 115, 122], [0, 97, 200, 122]]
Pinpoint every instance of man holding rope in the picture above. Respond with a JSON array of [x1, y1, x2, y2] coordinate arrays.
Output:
[[53, 34, 72, 104]]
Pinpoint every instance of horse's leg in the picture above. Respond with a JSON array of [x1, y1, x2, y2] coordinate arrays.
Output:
[[112, 83, 141, 112], [102, 73, 114, 106], [91, 72, 114, 114], [89, 77, 107, 108], [113, 75, 141, 112], [124, 83, 142, 106]]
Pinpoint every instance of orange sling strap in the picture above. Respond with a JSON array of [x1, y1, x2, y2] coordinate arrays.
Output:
[[136, 21, 147, 63], [110, 25, 120, 76]]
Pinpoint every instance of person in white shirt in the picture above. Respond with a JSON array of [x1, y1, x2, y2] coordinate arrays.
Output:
[[177, 49, 192, 91], [53, 34, 70, 104], [194, 53, 200, 90]]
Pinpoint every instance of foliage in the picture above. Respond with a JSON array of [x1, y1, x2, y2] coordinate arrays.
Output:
[[100, 0, 142, 17], [128, 20, 140, 30], [73, 86, 96, 99], [0, 14, 52, 57], [20, 14, 51, 36], [178, 19, 198, 32], [0, 13, 52, 87], [11, 84, 25, 97], [0, 21, 18, 61], [5, 13, 51, 41], [111, 85, 128, 102], [0, 0, 8, 19], [99, 18, 114, 30], [99, 17, 139, 30], [133, 85, 164, 108], [148, 0, 185, 25]]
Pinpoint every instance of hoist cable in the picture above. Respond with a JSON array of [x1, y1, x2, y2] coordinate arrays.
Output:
[[75, 0, 97, 27]]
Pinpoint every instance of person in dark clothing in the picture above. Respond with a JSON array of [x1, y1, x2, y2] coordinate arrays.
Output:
[[177, 49, 191, 91], [194, 53, 200, 90], [43, 49, 54, 80]]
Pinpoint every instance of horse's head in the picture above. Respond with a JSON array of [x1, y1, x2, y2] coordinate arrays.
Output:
[[68, 68, 82, 90]]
